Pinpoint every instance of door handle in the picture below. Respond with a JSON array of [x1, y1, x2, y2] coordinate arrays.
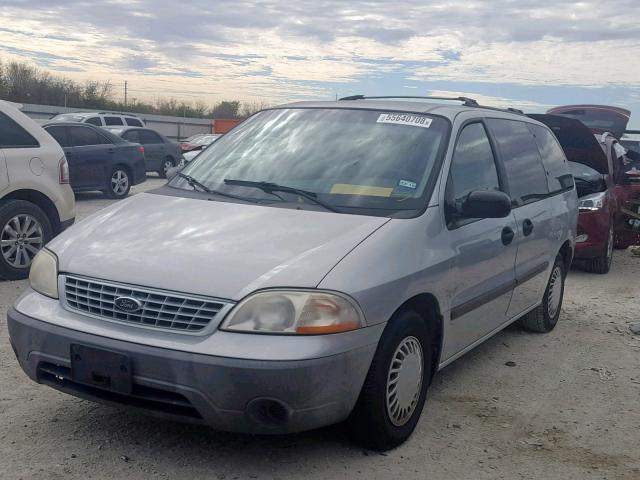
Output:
[[501, 226, 515, 245], [523, 219, 534, 236], [107, 148, 115, 153]]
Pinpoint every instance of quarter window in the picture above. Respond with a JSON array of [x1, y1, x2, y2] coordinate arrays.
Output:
[[0, 112, 39, 148], [104, 116, 124, 126], [528, 124, 573, 193], [445, 122, 500, 223], [487, 119, 549, 205]]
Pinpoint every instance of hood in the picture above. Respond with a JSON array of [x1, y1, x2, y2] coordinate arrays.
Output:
[[546, 105, 630, 139], [48, 193, 389, 300], [528, 114, 610, 174]]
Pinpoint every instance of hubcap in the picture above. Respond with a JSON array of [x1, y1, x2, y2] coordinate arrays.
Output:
[[111, 170, 129, 195], [163, 160, 173, 174], [386, 336, 424, 427], [1, 214, 44, 268], [547, 266, 563, 319]]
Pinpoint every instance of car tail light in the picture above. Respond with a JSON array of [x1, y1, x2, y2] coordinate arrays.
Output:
[[138, 146, 145, 155], [58, 157, 70, 184]]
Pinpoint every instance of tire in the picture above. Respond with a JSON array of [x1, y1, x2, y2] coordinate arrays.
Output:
[[105, 166, 131, 199], [519, 254, 565, 333], [348, 309, 432, 451], [582, 225, 613, 274], [158, 157, 174, 178], [0, 200, 53, 280]]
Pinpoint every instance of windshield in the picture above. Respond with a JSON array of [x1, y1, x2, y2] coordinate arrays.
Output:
[[172, 108, 449, 216]]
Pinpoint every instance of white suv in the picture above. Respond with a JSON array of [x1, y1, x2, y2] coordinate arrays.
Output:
[[0, 101, 75, 279], [50, 111, 145, 128]]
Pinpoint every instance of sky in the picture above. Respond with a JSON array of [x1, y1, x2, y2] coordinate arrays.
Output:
[[1, 0, 640, 128]]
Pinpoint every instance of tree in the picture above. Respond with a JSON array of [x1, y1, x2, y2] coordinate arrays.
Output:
[[209, 100, 240, 118]]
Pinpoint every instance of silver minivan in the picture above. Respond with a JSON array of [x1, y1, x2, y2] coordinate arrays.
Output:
[[8, 97, 578, 450]]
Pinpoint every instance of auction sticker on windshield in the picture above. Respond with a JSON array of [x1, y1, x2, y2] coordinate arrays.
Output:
[[377, 113, 433, 129]]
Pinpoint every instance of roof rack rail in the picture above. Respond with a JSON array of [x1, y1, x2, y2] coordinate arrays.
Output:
[[337, 95, 528, 116], [97, 111, 140, 116], [339, 95, 479, 107]]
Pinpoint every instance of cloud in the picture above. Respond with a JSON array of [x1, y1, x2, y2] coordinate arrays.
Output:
[[0, 0, 640, 122]]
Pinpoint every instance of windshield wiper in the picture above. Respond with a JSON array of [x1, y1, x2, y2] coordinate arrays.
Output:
[[177, 173, 259, 204], [224, 179, 340, 213]]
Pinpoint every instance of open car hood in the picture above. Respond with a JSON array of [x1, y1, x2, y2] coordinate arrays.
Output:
[[529, 114, 610, 174], [546, 105, 630, 139]]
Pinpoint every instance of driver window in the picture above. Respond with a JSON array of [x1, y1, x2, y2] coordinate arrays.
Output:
[[445, 122, 500, 223]]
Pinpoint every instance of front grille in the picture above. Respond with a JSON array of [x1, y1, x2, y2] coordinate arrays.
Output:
[[63, 275, 227, 332]]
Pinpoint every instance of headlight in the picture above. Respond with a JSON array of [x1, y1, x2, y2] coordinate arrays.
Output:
[[29, 248, 59, 299], [579, 192, 606, 211], [221, 290, 364, 335]]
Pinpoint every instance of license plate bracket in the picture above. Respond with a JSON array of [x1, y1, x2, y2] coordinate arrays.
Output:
[[70, 344, 132, 395]]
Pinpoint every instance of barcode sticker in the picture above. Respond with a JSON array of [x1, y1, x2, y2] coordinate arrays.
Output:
[[377, 113, 432, 129]]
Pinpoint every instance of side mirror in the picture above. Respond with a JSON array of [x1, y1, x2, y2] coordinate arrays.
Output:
[[460, 190, 512, 219]]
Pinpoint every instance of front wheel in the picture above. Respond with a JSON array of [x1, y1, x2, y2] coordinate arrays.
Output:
[[583, 224, 613, 274], [348, 310, 432, 451], [105, 167, 131, 199], [519, 254, 565, 333], [0, 200, 53, 280]]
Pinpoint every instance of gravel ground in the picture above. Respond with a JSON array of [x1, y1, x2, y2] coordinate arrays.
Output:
[[1, 178, 639, 480]]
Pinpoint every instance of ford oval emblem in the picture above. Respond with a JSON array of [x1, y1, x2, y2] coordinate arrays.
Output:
[[114, 296, 143, 313]]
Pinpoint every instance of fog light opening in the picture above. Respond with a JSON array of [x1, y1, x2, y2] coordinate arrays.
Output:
[[576, 234, 588, 243], [246, 398, 291, 427]]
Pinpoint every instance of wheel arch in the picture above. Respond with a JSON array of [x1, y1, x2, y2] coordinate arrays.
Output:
[[391, 293, 443, 382], [559, 240, 573, 274], [2, 189, 61, 234]]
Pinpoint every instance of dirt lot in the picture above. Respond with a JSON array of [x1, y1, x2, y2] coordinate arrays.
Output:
[[1, 178, 639, 480]]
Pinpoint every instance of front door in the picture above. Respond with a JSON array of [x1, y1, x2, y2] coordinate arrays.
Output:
[[68, 126, 113, 188], [442, 122, 518, 360]]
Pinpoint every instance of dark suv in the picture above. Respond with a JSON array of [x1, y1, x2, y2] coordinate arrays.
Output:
[[44, 123, 146, 198]]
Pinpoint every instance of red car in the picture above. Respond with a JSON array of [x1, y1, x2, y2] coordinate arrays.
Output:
[[530, 114, 615, 273], [547, 105, 640, 252]]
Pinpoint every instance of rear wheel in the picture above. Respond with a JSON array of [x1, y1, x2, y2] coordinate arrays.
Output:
[[105, 167, 131, 199], [0, 200, 53, 280], [158, 157, 174, 178], [583, 225, 613, 274], [348, 310, 432, 451], [519, 254, 565, 333]]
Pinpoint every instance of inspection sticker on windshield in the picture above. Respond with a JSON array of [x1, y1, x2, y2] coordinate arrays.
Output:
[[377, 113, 432, 129]]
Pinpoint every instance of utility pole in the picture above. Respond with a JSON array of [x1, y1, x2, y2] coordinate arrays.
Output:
[[124, 81, 128, 108]]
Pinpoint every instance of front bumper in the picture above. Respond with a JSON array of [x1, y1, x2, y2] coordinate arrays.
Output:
[[574, 210, 610, 259], [7, 307, 377, 434]]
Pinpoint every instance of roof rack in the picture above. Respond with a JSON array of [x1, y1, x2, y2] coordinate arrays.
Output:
[[339, 95, 479, 107], [97, 111, 140, 116], [338, 95, 526, 116]]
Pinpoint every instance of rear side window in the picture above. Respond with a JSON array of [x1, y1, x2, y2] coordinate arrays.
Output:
[[528, 124, 573, 193], [445, 123, 500, 223], [138, 130, 162, 144], [487, 119, 549, 205], [45, 126, 70, 147], [125, 118, 143, 127], [122, 130, 140, 143], [0, 112, 39, 148], [70, 126, 110, 146], [104, 116, 124, 126], [85, 117, 102, 126]]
